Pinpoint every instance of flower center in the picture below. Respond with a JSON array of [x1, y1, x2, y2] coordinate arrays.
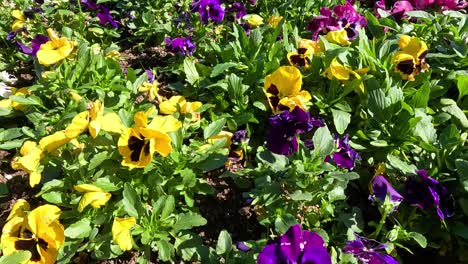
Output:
[[128, 135, 150, 162], [14, 229, 48, 262]]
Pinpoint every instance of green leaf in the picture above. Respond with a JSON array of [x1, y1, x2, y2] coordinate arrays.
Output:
[[64, 219, 92, 239], [36, 179, 64, 197], [0, 128, 23, 142], [412, 82, 430, 108], [413, 109, 436, 144], [155, 240, 174, 262], [406, 10, 435, 20], [290, 190, 313, 201], [42, 191, 66, 204], [457, 75, 468, 100], [88, 151, 110, 170], [409, 232, 427, 248], [184, 58, 200, 85], [173, 212, 207, 232], [0, 251, 32, 264], [9, 95, 43, 106], [211, 62, 239, 78], [441, 98, 468, 128], [256, 147, 289, 171], [387, 154, 417, 175], [331, 109, 351, 135], [203, 118, 226, 139], [0, 139, 25, 150], [161, 195, 175, 219], [122, 183, 145, 218], [328, 172, 360, 181], [456, 159, 468, 192], [313, 126, 334, 157], [216, 230, 232, 255]]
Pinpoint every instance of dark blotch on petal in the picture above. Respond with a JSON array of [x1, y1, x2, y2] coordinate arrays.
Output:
[[396, 60, 415, 75], [128, 136, 145, 162], [15, 239, 42, 261]]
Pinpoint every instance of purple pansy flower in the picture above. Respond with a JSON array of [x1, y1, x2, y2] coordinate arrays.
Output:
[[258, 224, 331, 264], [370, 175, 403, 211], [165, 36, 196, 56], [405, 169, 455, 220], [6, 28, 25, 41], [232, 129, 248, 144], [227, 2, 246, 20], [307, 3, 366, 41], [329, 135, 361, 170], [145, 69, 155, 83], [236, 241, 251, 252], [266, 107, 324, 156], [81, 0, 98, 10], [375, 0, 413, 20], [15, 34, 49, 56], [343, 234, 398, 264], [97, 6, 118, 28], [192, 0, 225, 24]]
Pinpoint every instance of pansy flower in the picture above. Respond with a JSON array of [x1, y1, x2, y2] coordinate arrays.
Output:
[[192, 0, 225, 23], [246, 14, 264, 27], [0, 87, 31, 111], [36, 29, 74, 67], [287, 39, 322, 68], [325, 58, 368, 92], [405, 169, 455, 220], [165, 36, 196, 56], [258, 224, 331, 264], [11, 10, 25, 31], [343, 234, 398, 264], [370, 175, 404, 212], [15, 34, 50, 56], [392, 35, 429, 81], [264, 66, 311, 113], [226, 2, 246, 20], [0, 200, 65, 264], [11, 141, 43, 187], [327, 134, 361, 170], [138, 81, 163, 102], [112, 217, 136, 251], [74, 184, 112, 212], [268, 15, 283, 28], [267, 107, 324, 156], [97, 5, 118, 28], [307, 3, 366, 43], [118, 111, 182, 169], [87, 100, 124, 138], [159, 95, 203, 121]]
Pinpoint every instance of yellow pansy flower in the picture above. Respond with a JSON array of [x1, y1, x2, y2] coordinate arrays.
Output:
[[393, 35, 429, 81], [11, 141, 43, 187], [69, 91, 82, 102], [159, 95, 203, 121], [138, 81, 163, 102], [287, 39, 323, 68], [264, 66, 311, 113], [39, 131, 70, 153], [0, 201, 64, 264], [325, 58, 368, 92], [325, 30, 351, 46], [0, 88, 32, 111], [36, 29, 74, 67], [11, 10, 25, 31], [87, 100, 124, 138], [268, 15, 283, 28], [112, 217, 136, 251], [247, 14, 264, 27], [74, 184, 112, 212], [105, 50, 120, 58], [199, 131, 233, 151], [118, 111, 181, 169]]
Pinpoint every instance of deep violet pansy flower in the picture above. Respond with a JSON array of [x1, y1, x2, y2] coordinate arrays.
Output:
[[343, 234, 398, 264], [165, 36, 196, 56], [97, 6, 118, 28], [405, 169, 455, 220], [370, 175, 403, 211], [307, 3, 366, 41], [192, 0, 225, 24], [232, 129, 248, 145], [227, 2, 247, 20], [266, 107, 324, 156], [258, 224, 331, 264], [15, 34, 49, 56], [330, 134, 360, 170], [145, 69, 155, 83], [236, 241, 251, 252]]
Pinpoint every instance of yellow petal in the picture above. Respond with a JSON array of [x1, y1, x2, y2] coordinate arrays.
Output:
[[11, 10, 25, 20], [46, 28, 60, 42], [264, 66, 302, 98], [208, 131, 233, 148], [65, 111, 89, 138], [27, 204, 64, 250], [90, 100, 104, 121], [29, 171, 42, 188], [112, 217, 136, 251], [247, 14, 264, 27], [397, 35, 411, 49], [0, 99, 12, 108], [268, 15, 283, 28], [148, 115, 182, 133], [78, 192, 111, 212], [326, 58, 350, 80], [134, 111, 148, 128], [325, 30, 351, 46], [39, 131, 70, 152], [100, 112, 124, 134], [6, 199, 30, 221], [74, 184, 105, 193], [159, 96, 185, 115], [88, 119, 102, 138]]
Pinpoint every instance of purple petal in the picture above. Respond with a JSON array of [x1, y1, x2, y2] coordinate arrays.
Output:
[[279, 224, 303, 262], [236, 241, 251, 252], [258, 244, 280, 264], [371, 175, 403, 203], [31, 34, 49, 56], [301, 246, 332, 264], [15, 41, 33, 55]]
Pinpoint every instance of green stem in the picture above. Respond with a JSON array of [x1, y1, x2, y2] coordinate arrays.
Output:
[[373, 209, 389, 238]]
